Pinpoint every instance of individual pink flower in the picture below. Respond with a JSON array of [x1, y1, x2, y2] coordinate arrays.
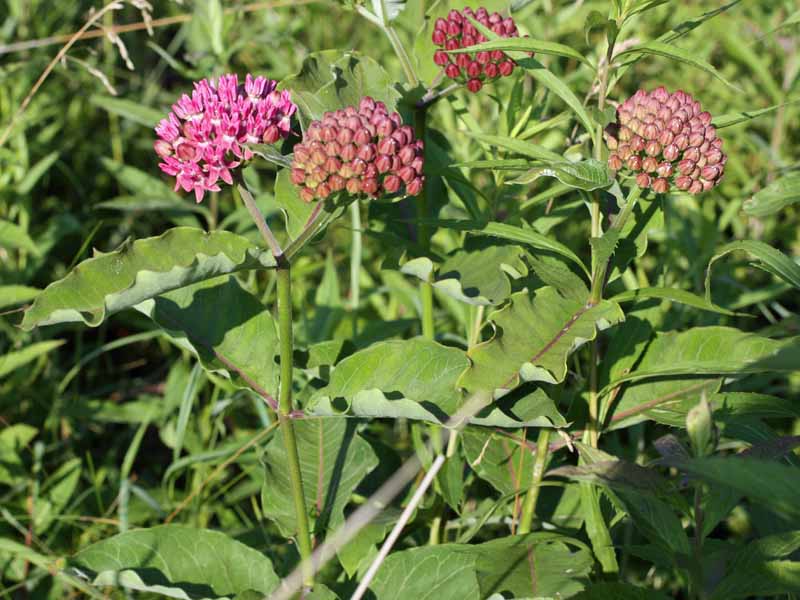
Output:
[[154, 74, 297, 202]]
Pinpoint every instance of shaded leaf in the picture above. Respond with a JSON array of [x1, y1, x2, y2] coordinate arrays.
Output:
[[0, 340, 65, 379], [508, 159, 613, 191], [742, 172, 800, 217], [451, 37, 592, 66]]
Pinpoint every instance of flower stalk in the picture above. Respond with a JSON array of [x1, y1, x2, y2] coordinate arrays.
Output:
[[518, 427, 551, 535]]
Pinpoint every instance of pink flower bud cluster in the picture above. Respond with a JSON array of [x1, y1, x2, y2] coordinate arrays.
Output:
[[290, 97, 424, 203], [432, 7, 527, 94], [606, 87, 727, 195], [155, 74, 297, 202]]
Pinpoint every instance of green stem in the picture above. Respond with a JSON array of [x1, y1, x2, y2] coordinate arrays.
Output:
[[518, 428, 551, 535], [414, 104, 435, 340], [349, 201, 362, 336], [238, 177, 313, 588], [690, 485, 707, 599], [385, 25, 418, 87], [276, 266, 314, 589]]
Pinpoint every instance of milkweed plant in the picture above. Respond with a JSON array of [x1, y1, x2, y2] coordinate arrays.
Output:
[[17, 2, 800, 599]]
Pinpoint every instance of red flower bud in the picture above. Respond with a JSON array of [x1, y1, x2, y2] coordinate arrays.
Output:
[[675, 176, 692, 190], [499, 60, 515, 76], [362, 177, 379, 195], [636, 173, 652, 189], [299, 187, 316, 203], [383, 174, 402, 193], [484, 62, 499, 78], [377, 137, 398, 156], [406, 177, 424, 196], [398, 165, 417, 184], [652, 178, 670, 193], [328, 174, 345, 192], [290, 169, 306, 185], [324, 156, 341, 174], [357, 144, 376, 162], [467, 78, 483, 93], [642, 156, 659, 173], [375, 154, 392, 173], [345, 178, 361, 194], [608, 154, 623, 171], [445, 63, 461, 79], [432, 29, 447, 46], [457, 54, 471, 69], [433, 50, 449, 65], [627, 155, 642, 171], [154, 139, 173, 158], [399, 145, 417, 165], [645, 141, 662, 157], [656, 162, 673, 178], [476, 51, 491, 65], [467, 61, 482, 78], [262, 124, 281, 144]]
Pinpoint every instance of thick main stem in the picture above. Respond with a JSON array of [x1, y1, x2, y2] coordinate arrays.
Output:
[[276, 266, 314, 589], [518, 428, 551, 534]]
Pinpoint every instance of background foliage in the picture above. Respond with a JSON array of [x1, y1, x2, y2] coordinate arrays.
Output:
[[1, 0, 799, 598]]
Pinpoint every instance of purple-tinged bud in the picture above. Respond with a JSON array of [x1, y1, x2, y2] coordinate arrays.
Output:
[[476, 51, 491, 65], [376, 119, 395, 138], [345, 116, 361, 130], [411, 156, 424, 174], [354, 128, 372, 145], [290, 169, 306, 185], [445, 38, 459, 52], [320, 126, 336, 142], [675, 176, 692, 190], [375, 154, 392, 173], [467, 79, 483, 93], [630, 136, 646, 152], [645, 141, 661, 157], [688, 131, 705, 148], [406, 177, 424, 196], [433, 50, 449, 65], [432, 29, 447, 46], [698, 111, 712, 125], [644, 123, 660, 140], [683, 147, 701, 163], [706, 149, 723, 165], [176, 142, 197, 161], [704, 125, 717, 141], [636, 173, 652, 189], [447, 19, 461, 36], [377, 137, 398, 156], [338, 143, 356, 162], [328, 174, 345, 192], [677, 159, 696, 175], [658, 130, 675, 147], [467, 61, 482, 78], [399, 145, 417, 165], [642, 156, 659, 173], [383, 175, 402, 194], [445, 63, 460, 79], [652, 178, 670, 193], [627, 155, 642, 171], [357, 144, 376, 162], [398, 165, 416, 184], [656, 162, 673, 178], [154, 139, 173, 158], [335, 128, 353, 145], [499, 61, 514, 76], [688, 180, 704, 195], [674, 134, 689, 150], [701, 165, 721, 181], [457, 54, 471, 69], [362, 177, 379, 196], [608, 154, 623, 171], [461, 35, 476, 48], [262, 124, 281, 144], [434, 17, 447, 31]]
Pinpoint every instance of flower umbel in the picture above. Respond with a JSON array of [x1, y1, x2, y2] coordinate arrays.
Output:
[[155, 74, 297, 202], [432, 7, 529, 93], [290, 97, 424, 203], [606, 87, 727, 195]]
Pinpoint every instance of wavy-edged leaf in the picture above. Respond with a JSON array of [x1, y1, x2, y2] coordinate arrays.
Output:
[[136, 276, 279, 399], [742, 172, 800, 217], [706, 240, 800, 301], [279, 50, 400, 126], [610, 286, 738, 316], [450, 37, 592, 66], [401, 245, 529, 306], [459, 287, 624, 395], [369, 533, 592, 599], [261, 418, 378, 537], [605, 327, 798, 429], [22, 228, 275, 330], [70, 525, 279, 599], [615, 40, 735, 89], [508, 159, 613, 191]]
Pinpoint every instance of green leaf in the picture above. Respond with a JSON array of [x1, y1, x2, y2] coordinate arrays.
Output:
[[706, 240, 800, 300], [508, 159, 613, 191], [742, 172, 800, 217], [0, 340, 65, 379], [575, 583, 670, 600], [136, 276, 279, 400], [462, 429, 534, 495], [677, 457, 800, 520], [369, 533, 592, 599], [459, 287, 624, 395], [70, 525, 279, 599], [17, 151, 60, 194], [21, 228, 275, 329], [0, 219, 38, 254], [401, 244, 529, 306], [90, 95, 163, 127], [0, 424, 38, 485], [247, 143, 293, 169], [710, 531, 800, 599], [279, 50, 400, 125], [605, 327, 797, 428], [713, 100, 800, 129], [615, 40, 735, 89], [0, 285, 40, 310], [450, 37, 592, 67], [34, 458, 81, 534], [465, 132, 564, 162], [610, 286, 738, 316], [102, 157, 180, 199], [261, 419, 378, 537]]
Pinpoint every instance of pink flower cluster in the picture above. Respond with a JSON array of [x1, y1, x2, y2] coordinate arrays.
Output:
[[155, 74, 297, 202]]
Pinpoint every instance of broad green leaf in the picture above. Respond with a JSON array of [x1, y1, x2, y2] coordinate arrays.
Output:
[[90, 95, 163, 127], [742, 173, 800, 217], [279, 50, 400, 125], [70, 525, 279, 599], [610, 286, 738, 316], [706, 240, 800, 297], [606, 327, 797, 428], [469, 388, 566, 428], [369, 533, 591, 599], [247, 143, 293, 169], [459, 287, 624, 395], [450, 37, 592, 67], [0, 285, 40, 310], [710, 531, 800, 599], [677, 457, 800, 520], [508, 159, 613, 191], [0, 219, 38, 254], [21, 228, 275, 329], [136, 276, 280, 401], [462, 429, 534, 495], [615, 40, 734, 89], [401, 244, 529, 306], [261, 418, 378, 537], [0, 340, 64, 379], [466, 132, 565, 163], [273, 168, 340, 243]]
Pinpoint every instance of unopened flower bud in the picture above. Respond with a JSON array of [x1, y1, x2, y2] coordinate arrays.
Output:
[[608, 154, 623, 171], [406, 177, 424, 196], [636, 173, 651, 188], [445, 63, 461, 79], [383, 174, 402, 193], [499, 60, 515, 76], [652, 178, 669, 193], [154, 139, 173, 158]]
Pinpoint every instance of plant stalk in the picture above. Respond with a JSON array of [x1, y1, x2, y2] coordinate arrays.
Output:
[[414, 104, 435, 340], [518, 428, 551, 535], [349, 201, 362, 336]]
